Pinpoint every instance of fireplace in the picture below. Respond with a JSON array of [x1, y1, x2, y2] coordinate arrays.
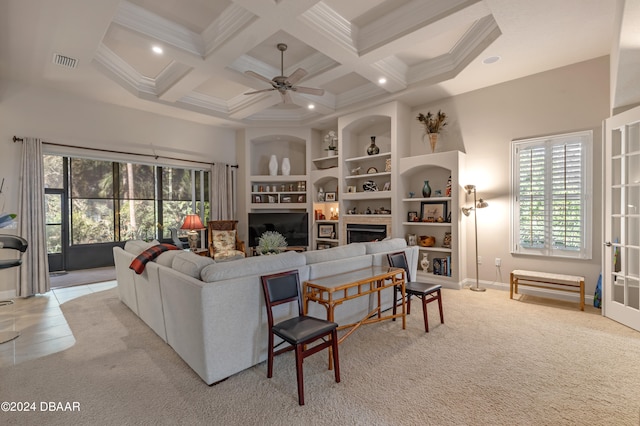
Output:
[[346, 224, 387, 243]]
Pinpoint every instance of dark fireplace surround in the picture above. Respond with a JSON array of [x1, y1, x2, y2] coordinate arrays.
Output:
[[346, 223, 387, 243]]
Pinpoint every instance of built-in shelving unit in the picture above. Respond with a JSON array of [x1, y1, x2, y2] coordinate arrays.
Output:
[[249, 176, 307, 209], [398, 151, 466, 288]]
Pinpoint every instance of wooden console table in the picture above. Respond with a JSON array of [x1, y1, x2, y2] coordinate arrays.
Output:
[[303, 266, 406, 369]]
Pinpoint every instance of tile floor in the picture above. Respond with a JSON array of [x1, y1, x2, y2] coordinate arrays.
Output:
[[0, 280, 117, 367]]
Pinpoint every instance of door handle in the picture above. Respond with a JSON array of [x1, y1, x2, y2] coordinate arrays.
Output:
[[604, 241, 612, 247]]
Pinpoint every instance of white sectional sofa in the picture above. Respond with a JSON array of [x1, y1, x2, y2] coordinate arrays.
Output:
[[113, 239, 418, 385]]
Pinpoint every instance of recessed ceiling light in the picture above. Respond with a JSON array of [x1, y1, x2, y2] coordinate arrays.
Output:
[[482, 55, 500, 65], [152, 46, 163, 55], [378, 77, 387, 84], [308, 104, 315, 110]]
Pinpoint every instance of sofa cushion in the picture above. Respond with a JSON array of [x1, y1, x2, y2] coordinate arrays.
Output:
[[303, 244, 366, 264], [172, 252, 215, 279], [155, 250, 181, 267], [361, 238, 407, 254], [201, 251, 305, 282], [211, 230, 236, 252], [124, 239, 159, 255]]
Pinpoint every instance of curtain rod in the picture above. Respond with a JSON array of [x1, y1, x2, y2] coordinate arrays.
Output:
[[12, 136, 239, 168]]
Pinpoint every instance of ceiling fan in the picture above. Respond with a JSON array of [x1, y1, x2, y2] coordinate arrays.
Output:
[[244, 43, 324, 104]]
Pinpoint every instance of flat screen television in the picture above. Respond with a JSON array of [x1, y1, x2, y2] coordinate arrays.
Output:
[[248, 212, 309, 248]]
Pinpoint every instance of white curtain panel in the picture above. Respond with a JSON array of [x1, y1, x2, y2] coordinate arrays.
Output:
[[18, 138, 50, 296], [210, 163, 236, 220]]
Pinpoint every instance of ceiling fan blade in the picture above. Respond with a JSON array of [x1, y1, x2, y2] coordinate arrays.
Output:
[[293, 86, 325, 96], [287, 68, 307, 85], [245, 70, 276, 87], [281, 91, 294, 104], [244, 88, 275, 95]]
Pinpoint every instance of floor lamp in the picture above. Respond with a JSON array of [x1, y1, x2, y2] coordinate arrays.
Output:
[[461, 185, 489, 292]]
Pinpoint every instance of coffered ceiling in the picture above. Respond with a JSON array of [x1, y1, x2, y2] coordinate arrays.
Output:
[[1, 0, 635, 128]]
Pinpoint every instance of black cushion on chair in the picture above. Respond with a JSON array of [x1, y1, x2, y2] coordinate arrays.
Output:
[[405, 281, 442, 296], [273, 316, 338, 345]]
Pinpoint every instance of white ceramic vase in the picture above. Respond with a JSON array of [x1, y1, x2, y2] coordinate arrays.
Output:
[[268, 154, 278, 176], [281, 157, 290, 176], [420, 254, 430, 271]]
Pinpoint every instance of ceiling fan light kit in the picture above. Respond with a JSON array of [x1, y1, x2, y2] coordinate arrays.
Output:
[[244, 43, 324, 103]]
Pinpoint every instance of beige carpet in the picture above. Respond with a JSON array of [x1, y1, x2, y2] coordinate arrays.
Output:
[[1, 287, 639, 425]]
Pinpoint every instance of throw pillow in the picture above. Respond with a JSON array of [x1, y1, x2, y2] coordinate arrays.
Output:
[[211, 230, 236, 252], [129, 243, 178, 274]]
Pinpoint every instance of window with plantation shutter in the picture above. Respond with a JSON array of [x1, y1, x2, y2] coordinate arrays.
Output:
[[511, 130, 592, 258]]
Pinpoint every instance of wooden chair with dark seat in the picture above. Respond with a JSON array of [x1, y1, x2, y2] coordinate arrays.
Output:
[[207, 220, 246, 260], [260, 270, 340, 405], [0, 235, 28, 343], [387, 251, 444, 332]]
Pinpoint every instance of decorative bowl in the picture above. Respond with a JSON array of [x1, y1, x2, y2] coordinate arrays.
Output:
[[418, 236, 436, 247]]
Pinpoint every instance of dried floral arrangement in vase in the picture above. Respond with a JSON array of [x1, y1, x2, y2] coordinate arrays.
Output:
[[416, 110, 447, 152]]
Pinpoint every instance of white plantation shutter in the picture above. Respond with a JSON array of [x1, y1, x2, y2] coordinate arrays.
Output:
[[511, 131, 592, 258]]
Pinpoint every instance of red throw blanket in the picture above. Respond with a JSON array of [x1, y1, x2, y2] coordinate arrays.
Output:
[[129, 243, 179, 274]]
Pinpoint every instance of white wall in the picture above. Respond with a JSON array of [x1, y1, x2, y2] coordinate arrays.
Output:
[[409, 56, 609, 297], [0, 81, 236, 297]]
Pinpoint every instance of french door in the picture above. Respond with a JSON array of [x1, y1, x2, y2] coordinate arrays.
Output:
[[604, 105, 640, 331]]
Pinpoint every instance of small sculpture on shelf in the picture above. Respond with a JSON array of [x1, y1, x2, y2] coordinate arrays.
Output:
[[363, 180, 378, 191], [324, 130, 338, 156]]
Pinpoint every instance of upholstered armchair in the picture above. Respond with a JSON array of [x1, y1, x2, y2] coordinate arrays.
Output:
[[208, 220, 246, 261]]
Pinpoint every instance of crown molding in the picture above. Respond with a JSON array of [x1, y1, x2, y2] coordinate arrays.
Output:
[[299, 3, 357, 56], [93, 45, 156, 97], [201, 4, 257, 57], [113, 0, 204, 57]]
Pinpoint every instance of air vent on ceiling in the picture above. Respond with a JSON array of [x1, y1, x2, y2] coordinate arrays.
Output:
[[52, 53, 78, 69]]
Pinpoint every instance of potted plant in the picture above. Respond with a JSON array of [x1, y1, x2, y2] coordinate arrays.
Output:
[[257, 231, 287, 255], [324, 130, 338, 156], [416, 110, 447, 152]]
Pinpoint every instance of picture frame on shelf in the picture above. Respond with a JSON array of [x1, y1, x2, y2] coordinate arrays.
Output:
[[407, 211, 419, 222], [420, 201, 448, 222], [325, 192, 336, 202], [253, 195, 261, 203], [318, 224, 334, 238]]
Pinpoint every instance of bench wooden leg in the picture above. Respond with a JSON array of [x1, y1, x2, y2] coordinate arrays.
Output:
[[580, 280, 585, 311], [509, 273, 515, 299]]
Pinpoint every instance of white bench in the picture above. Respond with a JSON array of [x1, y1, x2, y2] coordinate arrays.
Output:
[[510, 270, 585, 311]]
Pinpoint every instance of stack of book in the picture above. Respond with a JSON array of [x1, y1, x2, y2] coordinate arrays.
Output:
[[432, 256, 451, 277]]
